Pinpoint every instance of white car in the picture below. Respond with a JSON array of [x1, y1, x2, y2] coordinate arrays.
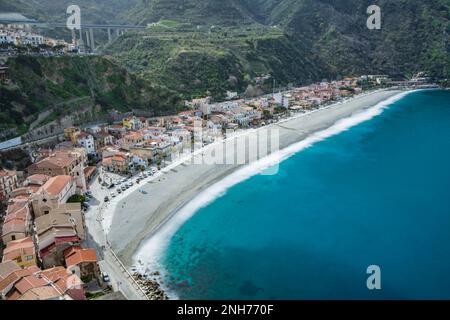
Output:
[[111, 193, 116, 198]]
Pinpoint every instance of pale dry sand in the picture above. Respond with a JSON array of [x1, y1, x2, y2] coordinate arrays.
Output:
[[108, 89, 404, 265]]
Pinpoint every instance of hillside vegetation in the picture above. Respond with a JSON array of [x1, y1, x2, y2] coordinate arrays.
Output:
[[0, 56, 181, 139], [105, 25, 329, 99]]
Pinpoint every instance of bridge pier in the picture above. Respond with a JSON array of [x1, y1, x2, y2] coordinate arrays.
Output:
[[85, 30, 90, 48], [78, 28, 85, 53], [108, 28, 112, 43], [89, 28, 95, 51]]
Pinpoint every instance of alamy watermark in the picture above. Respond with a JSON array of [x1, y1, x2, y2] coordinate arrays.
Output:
[[367, 265, 382, 290], [367, 5, 382, 30], [66, 5, 81, 30], [171, 121, 281, 175]]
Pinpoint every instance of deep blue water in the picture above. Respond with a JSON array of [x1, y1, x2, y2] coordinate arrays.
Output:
[[161, 90, 450, 299]]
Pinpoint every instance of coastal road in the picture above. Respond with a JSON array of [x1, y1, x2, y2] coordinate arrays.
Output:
[[99, 250, 148, 300], [85, 169, 149, 300]]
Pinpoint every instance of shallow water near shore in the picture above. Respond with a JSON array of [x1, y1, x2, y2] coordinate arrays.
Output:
[[147, 90, 450, 299]]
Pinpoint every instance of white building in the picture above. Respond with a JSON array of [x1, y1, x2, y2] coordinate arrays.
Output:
[[130, 153, 148, 170], [226, 91, 238, 100], [274, 92, 289, 108], [0, 29, 44, 46], [77, 133, 95, 155]]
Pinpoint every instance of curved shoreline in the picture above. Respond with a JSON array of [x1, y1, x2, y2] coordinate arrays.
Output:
[[107, 89, 409, 269]]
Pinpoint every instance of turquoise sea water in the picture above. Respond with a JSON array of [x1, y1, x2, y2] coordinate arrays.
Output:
[[160, 90, 450, 299]]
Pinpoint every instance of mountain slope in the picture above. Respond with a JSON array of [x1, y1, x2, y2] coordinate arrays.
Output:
[[105, 25, 330, 99], [265, 0, 450, 78], [123, 0, 450, 79], [0, 56, 181, 140]]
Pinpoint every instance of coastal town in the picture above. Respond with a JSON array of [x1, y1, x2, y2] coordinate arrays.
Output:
[[0, 70, 438, 300]]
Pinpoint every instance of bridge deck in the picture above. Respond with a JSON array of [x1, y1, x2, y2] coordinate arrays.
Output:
[[0, 20, 146, 30]]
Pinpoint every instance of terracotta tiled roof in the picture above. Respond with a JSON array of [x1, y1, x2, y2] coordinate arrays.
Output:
[[0, 169, 16, 178], [26, 174, 51, 185], [2, 218, 28, 236], [28, 150, 82, 171], [40, 266, 68, 282], [43, 175, 74, 195], [112, 155, 127, 162], [6, 266, 82, 300], [14, 275, 47, 294], [0, 261, 21, 280], [102, 157, 113, 166], [65, 247, 97, 267], [124, 132, 143, 140], [2, 237, 35, 263], [18, 286, 61, 300]]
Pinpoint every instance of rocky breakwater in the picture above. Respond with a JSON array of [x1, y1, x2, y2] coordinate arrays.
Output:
[[132, 272, 168, 300]]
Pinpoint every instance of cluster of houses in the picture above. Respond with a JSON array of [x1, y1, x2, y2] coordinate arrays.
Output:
[[193, 76, 370, 127], [0, 26, 74, 52], [0, 146, 100, 300], [0, 29, 45, 46], [46, 77, 378, 176]]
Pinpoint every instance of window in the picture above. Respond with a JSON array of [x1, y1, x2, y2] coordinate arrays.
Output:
[[11, 235, 16, 241], [25, 255, 34, 261], [44, 210, 49, 215]]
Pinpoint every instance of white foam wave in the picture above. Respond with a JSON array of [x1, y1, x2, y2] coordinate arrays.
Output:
[[133, 90, 413, 298]]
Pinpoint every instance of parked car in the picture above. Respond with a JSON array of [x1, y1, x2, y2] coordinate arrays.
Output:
[[121, 186, 127, 191], [111, 193, 116, 198], [117, 189, 122, 194], [102, 273, 110, 283], [104, 196, 109, 202]]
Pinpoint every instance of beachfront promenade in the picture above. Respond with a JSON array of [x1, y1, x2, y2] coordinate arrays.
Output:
[[84, 169, 149, 300]]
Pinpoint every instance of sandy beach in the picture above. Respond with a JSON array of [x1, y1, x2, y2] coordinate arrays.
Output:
[[106, 89, 405, 266]]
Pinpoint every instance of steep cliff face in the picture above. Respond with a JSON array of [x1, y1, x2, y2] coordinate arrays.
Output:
[[0, 56, 181, 139]]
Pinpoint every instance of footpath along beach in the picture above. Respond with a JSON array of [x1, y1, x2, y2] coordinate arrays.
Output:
[[99, 89, 407, 270]]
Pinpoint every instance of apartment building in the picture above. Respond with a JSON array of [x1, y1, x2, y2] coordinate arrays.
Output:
[[27, 148, 87, 192], [0, 169, 18, 201]]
